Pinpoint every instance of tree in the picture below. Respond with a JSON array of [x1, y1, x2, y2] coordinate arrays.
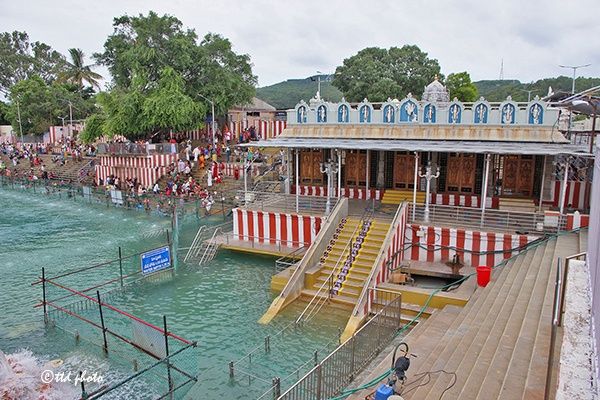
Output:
[[0, 31, 66, 96], [6, 76, 96, 135], [79, 113, 106, 143], [92, 11, 256, 139], [59, 48, 103, 89], [332, 45, 442, 102], [445, 72, 478, 102], [142, 67, 205, 133], [0, 101, 9, 125]]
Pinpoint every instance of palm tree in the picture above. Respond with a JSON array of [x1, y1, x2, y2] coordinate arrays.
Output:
[[60, 48, 103, 90]]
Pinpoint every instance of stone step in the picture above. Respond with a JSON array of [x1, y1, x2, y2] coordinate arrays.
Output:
[[403, 242, 536, 399], [519, 233, 580, 400], [445, 241, 550, 400]]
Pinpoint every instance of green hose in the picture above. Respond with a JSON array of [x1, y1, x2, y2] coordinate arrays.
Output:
[[327, 228, 581, 400]]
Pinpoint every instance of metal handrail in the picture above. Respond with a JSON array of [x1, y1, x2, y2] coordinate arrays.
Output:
[[545, 251, 588, 399], [353, 202, 406, 317], [295, 207, 373, 325], [558, 252, 588, 326], [198, 228, 222, 265], [184, 226, 206, 262], [279, 289, 402, 400]]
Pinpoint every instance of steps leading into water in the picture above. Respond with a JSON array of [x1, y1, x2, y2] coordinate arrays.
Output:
[[381, 190, 426, 205], [301, 218, 390, 307]]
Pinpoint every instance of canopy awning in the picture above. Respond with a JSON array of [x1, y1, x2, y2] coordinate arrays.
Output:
[[241, 137, 591, 157]]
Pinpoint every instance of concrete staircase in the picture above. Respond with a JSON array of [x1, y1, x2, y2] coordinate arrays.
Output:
[[1, 154, 94, 184], [395, 233, 579, 400], [300, 218, 390, 308], [498, 197, 537, 213], [382, 190, 426, 205]]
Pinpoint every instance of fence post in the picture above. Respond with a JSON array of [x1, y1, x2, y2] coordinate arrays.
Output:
[[79, 371, 88, 399], [96, 291, 108, 353], [163, 315, 174, 398], [316, 364, 322, 400], [118, 247, 124, 287], [42, 267, 47, 324], [273, 377, 281, 399]]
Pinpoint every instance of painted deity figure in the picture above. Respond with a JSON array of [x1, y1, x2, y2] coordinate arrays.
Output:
[[405, 102, 416, 121], [340, 105, 348, 122], [318, 106, 326, 122], [502, 105, 514, 124], [450, 105, 460, 123], [425, 105, 434, 122], [476, 104, 486, 122], [531, 104, 541, 124], [298, 106, 306, 123], [385, 105, 393, 122], [362, 106, 369, 122]]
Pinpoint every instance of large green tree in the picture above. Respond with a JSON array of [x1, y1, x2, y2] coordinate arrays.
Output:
[[0, 31, 66, 96], [59, 48, 103, 89], [332, 45, 442, 102], [92, 11, 256, 138], [6, 76, 95, 135], [445, 72, 478, 102]]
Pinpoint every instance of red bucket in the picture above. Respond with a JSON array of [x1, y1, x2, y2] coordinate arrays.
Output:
[[476, 266, 492, 287]]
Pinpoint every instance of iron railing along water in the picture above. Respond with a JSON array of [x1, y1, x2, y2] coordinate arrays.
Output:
[[408, 203, 566, 233], [240, 191, 337, 215], [275, 247, 306, 273], [31, 242, 200, 400], [276, 289, 402, 400], [295, 207, 374, 326]]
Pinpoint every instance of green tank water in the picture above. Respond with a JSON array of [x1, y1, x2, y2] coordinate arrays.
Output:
[[0, 187, 347, 399]]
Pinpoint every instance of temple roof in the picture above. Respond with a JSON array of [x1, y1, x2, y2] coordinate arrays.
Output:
[[242, 137, 590, 156]]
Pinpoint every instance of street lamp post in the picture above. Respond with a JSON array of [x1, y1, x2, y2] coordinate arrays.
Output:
[[419, 161, 440, 223], [320, 158, 339, 215], [16, 99, 24, 145], [197, 93, 216, 149], [560, 64, 591, 94]]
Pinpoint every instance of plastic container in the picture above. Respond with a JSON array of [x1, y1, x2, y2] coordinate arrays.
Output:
[[375, 384, 394, 400], [476, 266, 492, 287]]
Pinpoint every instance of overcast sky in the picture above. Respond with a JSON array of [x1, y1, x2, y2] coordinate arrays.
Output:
[[1, 0, 599, 88]]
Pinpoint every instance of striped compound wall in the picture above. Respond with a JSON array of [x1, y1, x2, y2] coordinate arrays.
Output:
[[293, 185, 383, 200], [405, 224, 538, 268], [232, 208, 323, 248], [566, 212, 590, 230], [95, 154, 178, 188], [550, 180, 592, 210]]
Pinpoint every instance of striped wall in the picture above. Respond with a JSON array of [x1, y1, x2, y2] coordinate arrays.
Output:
[[566, 212, 590, 230], [430, 193, 499, 209], [95, 154, 178, 188], [404, 224, 537, 268], [293, 185, 383, 200], [231, 208, 323, 248], [550, 180, 591, 210]]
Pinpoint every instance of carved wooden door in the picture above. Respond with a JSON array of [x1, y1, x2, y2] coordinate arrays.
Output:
[[299, 150, 323, 185], [394, 153, 415, 189], [345, 151, 367, 188], [502, 155, 534, 196], [445, 154, 476, 193]]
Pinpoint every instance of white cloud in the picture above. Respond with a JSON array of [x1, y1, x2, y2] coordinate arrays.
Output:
[[1, 0, 598, 87]]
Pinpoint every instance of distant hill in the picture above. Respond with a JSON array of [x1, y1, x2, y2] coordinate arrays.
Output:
[[256, 75, 342, 110], [257, 75, 600, 109]]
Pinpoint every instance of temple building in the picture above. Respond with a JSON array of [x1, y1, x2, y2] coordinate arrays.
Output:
[[251, 79, 592, 215]]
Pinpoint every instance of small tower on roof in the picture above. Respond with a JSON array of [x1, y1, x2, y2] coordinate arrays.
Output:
[[422, 75, 450, 107]]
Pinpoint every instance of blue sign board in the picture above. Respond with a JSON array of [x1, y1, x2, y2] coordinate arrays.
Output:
[[141, 246, 172, 275]]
